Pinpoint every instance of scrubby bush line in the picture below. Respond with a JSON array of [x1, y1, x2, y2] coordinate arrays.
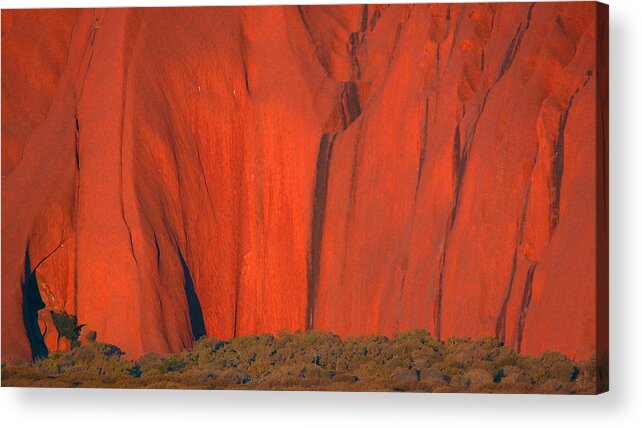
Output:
[[1, 330, 598, 393]]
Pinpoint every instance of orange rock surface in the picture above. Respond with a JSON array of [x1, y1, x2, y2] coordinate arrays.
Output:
[[2, 3, 608, 362]]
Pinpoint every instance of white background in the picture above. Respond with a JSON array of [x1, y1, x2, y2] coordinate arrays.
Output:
[[0, 0, 640, 427]]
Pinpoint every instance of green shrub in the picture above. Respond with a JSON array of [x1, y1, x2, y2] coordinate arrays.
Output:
[[156, 355, 187, 374], [50, 311, 83, 348]]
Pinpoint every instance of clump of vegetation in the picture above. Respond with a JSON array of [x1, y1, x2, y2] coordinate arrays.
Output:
[[50, 312, 83, 348], [1, 330, 600, 393]]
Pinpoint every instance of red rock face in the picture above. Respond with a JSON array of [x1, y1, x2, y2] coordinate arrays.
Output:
[[2, 3, 608, 362]]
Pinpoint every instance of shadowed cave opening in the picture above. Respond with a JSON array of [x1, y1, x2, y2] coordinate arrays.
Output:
[[22, 250, 48, 360], [178, 250, 206, 340]]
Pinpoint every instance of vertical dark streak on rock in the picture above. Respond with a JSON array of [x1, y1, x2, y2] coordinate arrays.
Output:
[[233, 252, 241, 337], [193, 139, 216, 218], [238, 25, 251, 96], [242, 59, 251, 95], [161, 109, 193, 259], [296, 5, 332, 76], [348, 32, 362, 80], [103, 9, 137, 266], [119, 81, 137, 265], [341, 82, 362, 129], [152, 231, 161, 267], [389, 23, 404, 69], [416, 98, 429, 195], [22, 241, 65, 359], [434, 122, 459, 339], [550, 69, 592, 234], [349, 5, 370, 82], [369, 8, 381, 31], [360, 4, 369, 32], [434, 246, 446, 339], [22, 248, 48, 360], [376, 20, 405, 91], [450, 90, 489, 230], [73, 114, 81, 315], [551, 92, 575, 234], [346, 126, 363, 231], [177, 248, 206, 340], [496, 247, 519, 343], [450, 123, 462, 223], [74, 116, 81, 170], [495, 3, 535, 83], [448, 6, 462, 61], [396, 98, 430, 329], [72, 13, 100, 314], [489, 7, 496, 35], [516, 264, 537, 353], [435, 86, 489, 337], [495, 168, 536, 342], [339, 122, 366, 290], [555, 15, 568, 38], [73, 173, 80, 316], [77, 13, 98, 100], [232, 191, 244, 337], [306, 133, 336, 330]]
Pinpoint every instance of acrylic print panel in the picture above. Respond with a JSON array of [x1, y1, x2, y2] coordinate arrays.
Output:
[[1, 2, 608, 394]]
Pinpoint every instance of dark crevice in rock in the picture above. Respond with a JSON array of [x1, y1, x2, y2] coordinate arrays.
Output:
[[296, 6, 332, 76], [121, 198, 138, 263], [339, 82, 362, 129], [242, 60, 251, 95], [495, 169, 536, 343], [495, 3, 534, 83], [434, 245, 447, 339], [550, 98, 571, 234], [74, 115, 80, 170], [339, 122, 366, 289], [360, 4, 369, 32], [450, 90, 489, 231], [307, 132, 336, 330], [416, 98, 429, 195], [516, 263, 537, 353], [193, 137, 216, 217], [434, 121, 462, 339], [369, 8, 381, 31], [496, 247, 519, 343], [233, 203, 244, 338], [348, 32, 363, 80], [73, 113, 81, 316], [396, 98, 430, 329], [550, 69, 591, 234], [449, 123, 462, 230], [435, 89, 489, 338], [489, 8, 496, 34], [177, 248, 206, 341], [555, 15, 569, 38], [152, 231, 161, 267], [22, 249, 48, 360], [238, 25, 252, 96], [21, 241, 64, 360]]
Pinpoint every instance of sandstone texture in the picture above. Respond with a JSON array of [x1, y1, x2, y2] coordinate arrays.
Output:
[[2, 3, 608, 362]]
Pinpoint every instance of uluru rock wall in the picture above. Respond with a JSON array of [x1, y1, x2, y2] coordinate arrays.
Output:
[[2, 3, 608, 362]]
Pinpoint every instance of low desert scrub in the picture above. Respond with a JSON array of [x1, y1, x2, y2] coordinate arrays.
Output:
[[1, 330, 600, 393]]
